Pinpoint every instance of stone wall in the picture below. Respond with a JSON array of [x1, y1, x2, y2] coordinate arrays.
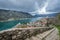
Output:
[[0, 27, 59, 40]]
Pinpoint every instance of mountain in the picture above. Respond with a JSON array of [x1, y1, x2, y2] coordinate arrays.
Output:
[[0, 9, 33, 21], [34, 13, 58, 17]]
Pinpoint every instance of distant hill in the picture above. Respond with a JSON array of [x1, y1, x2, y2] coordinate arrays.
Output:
[[0, 9, 33, 21], [34, 13, 58, 17]]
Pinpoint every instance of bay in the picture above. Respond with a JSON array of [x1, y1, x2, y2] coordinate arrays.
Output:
[[0, 17, 42, 31]]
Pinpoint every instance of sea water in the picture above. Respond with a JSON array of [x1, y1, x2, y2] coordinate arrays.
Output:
[[0, 17, 42, 31]]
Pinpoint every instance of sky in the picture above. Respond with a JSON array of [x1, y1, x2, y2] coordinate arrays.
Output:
[[0, 0, 59, 12]]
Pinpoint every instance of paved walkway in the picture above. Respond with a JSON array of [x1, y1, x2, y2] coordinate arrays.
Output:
[[25, 28, 59, 40]]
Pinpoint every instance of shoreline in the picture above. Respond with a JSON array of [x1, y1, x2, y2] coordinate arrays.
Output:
[[0, 17, 43, 22], [0, 18, 32, 22]]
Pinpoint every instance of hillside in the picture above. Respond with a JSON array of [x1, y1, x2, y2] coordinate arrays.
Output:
[[55, 13, 60, 25], [55, 13, 60, 36], [0, 9, 33, 21], [57, 13, 60, 20]]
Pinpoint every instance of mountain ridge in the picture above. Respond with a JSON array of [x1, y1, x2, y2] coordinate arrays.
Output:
[[34, 13, 58, 17], [0, 9, 33, 21]]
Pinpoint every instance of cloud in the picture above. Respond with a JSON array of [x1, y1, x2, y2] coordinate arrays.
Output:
[[0, 0, 59, 12], [47, 0, 60, 12], [0, 0, 34, 12]]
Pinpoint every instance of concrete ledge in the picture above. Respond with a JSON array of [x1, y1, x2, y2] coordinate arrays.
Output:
[[0, 27, 53, 33]]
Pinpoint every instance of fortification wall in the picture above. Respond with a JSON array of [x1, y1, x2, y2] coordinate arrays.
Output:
[[0, 27, 59, 40]]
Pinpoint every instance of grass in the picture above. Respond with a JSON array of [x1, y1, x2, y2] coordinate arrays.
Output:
[[55, 25, 60, 36]]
